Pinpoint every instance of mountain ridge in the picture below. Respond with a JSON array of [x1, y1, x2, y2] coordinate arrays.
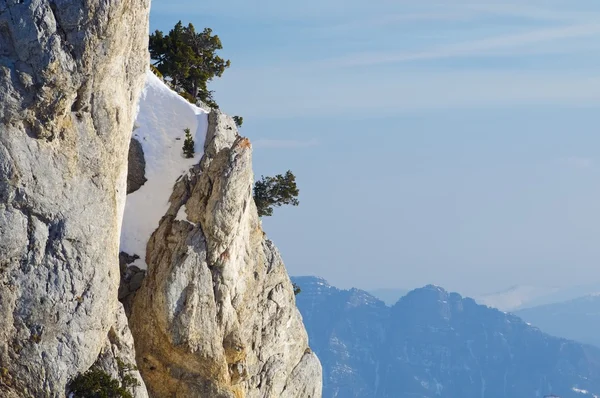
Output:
[[293, 275, 600, 398], [516, 294, 600, 349]]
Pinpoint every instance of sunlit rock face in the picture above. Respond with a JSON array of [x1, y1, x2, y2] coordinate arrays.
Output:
[[0, 0, 150, 396], [128, 109, 322, 397]]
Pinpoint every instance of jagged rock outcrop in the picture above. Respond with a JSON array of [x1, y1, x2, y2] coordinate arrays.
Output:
[[129, 111, 322, 397], [0, 0, 150, 396]]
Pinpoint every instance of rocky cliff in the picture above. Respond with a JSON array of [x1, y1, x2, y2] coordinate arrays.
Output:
[[0, 0, 150, 396], [0, 2, 321, 396], [122, 73, 322, 397]]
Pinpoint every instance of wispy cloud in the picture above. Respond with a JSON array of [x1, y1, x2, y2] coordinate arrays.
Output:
[[214, 68, 600, 119], [318, 24, 600, 68], [319, 11, 480, 34], [562, 157, 595, 169], [319, 4, 600, 34], [252, 139, 319, 149], [172, 0, 600, 119], [463, 3, 600, 23], [152, 0, 600, 22]]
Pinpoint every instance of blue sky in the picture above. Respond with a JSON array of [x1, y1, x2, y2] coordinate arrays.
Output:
[[150, 1, 600, 296]]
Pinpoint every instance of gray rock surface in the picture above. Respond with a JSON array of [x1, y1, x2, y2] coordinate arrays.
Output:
[[91, 306, 149, 398], [129, 110, 322, 397], [118, 264, 146, 316], [119, 251, 141, 274], [0, 0, 150, 396], [127, 137, 147, 194]]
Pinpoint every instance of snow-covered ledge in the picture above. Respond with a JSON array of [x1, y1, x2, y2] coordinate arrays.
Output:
[[120, 71, 208, 268]]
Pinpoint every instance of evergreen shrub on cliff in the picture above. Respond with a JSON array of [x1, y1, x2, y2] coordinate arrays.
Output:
[[253, 171, 299, 217], [68, 364, 139, 398], [182, 128, 195, 158], [149, 21, 230, 108], [233, 116, 243, 127]]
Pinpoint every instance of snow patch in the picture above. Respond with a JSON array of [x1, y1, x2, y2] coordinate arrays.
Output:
[[476, 285, 561, 311], [120, 70, 208, 268], [175, 204, 188, 222], [572, 387, 599, 397]]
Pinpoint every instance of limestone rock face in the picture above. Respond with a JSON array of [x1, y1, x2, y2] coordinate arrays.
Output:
[[130, 111, 322, 397], [93, 306, 149, 398], [0, 0, 150, 396]]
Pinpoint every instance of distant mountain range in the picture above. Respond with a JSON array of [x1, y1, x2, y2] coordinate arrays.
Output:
[[516, 294, 600, 348], [476, 283, 600, 311], [368, 288, 409, 306], [368, 282, 600, 312], [475, 284, 562, 311], [293, 276, 600, 398]]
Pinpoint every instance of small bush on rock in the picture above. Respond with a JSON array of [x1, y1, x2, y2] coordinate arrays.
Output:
[[182, 128, 195, 158], [68, 364, 139, 398], [178, 90, 197, 104], [233, 116, 243, 127], [149, 64, 163, 79]]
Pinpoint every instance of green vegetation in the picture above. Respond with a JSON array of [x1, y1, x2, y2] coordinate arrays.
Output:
[[233, 116, 243, 128], [183, 128, 195, 158], [152, 21, 300, 219], [68, 362, 140, 398], [149, 21, 230, 108], [293, 283, 301, 296], [253, 171, 300, 217], [149, 64, 163, 79], [177, 90, 197, 105]]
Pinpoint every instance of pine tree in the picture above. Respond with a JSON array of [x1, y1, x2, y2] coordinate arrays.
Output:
[[253, 170, 300, 217], [150, 22, 230, 108], [233, 116, 243, 128], [182, 128, 195, 158]]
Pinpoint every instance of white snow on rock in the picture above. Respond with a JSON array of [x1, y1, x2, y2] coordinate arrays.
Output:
[[120, 70, 208, 268], [175, 204, 189, 223], [572, 387, 600, 398]]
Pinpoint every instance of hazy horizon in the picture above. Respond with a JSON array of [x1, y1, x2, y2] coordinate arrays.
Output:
[[151, 0, 600, 298], [293, 274, 600, 300]]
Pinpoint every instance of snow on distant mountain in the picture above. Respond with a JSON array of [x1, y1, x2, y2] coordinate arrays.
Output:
[[363, 280, 600, 312], [516, 294, 600, 348], [475, 283, 600, 311], [293, 276, 600, 398], [517, 283, 600, 309], [120, 71, 208, 268], [474, 284, 562, 311]]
